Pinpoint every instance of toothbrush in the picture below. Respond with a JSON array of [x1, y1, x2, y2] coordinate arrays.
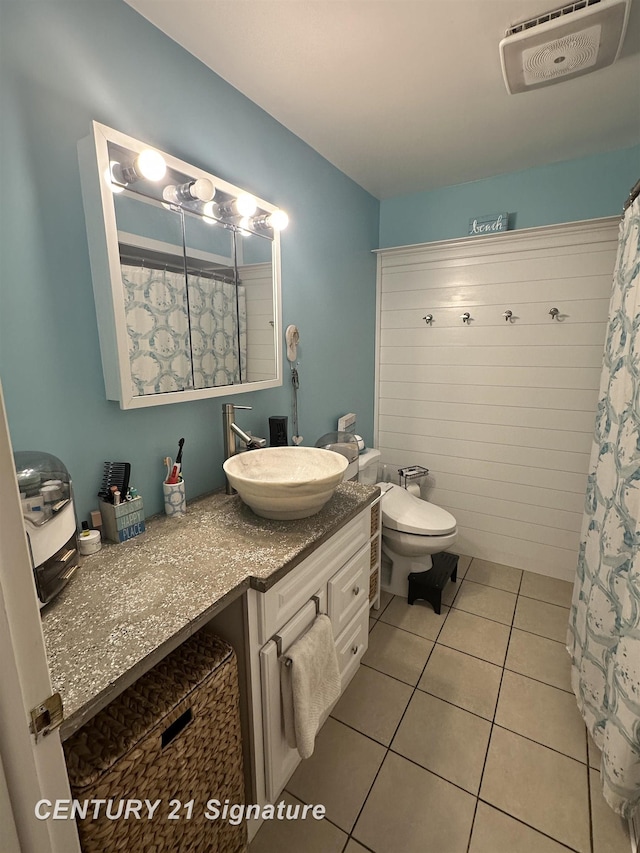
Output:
[[167, 438, 184, 484], [164, 456, 172, 483]]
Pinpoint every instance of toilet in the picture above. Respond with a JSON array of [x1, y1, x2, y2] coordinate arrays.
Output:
[[358, 450, 458, 598]]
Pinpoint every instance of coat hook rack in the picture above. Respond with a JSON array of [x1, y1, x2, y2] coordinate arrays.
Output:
[[503, 310, 513, 322], [422, 314, 433, 325], [549, 307, 560, 320], [461, 312, 471, 324]]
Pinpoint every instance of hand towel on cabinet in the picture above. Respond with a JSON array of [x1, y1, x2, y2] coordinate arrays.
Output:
[[280, 614, 340, 759]]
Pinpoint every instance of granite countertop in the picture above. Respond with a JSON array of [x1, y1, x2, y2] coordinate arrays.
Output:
[[41, 481, 378, 739]]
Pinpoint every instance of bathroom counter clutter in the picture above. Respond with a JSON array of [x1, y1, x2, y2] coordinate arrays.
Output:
[[41, 481, 378, 740]]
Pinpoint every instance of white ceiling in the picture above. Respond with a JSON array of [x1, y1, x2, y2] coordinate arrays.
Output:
[[126, 0, 640, 199]]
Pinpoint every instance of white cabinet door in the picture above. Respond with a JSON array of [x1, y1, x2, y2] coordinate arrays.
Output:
[[327, 543, 370, 638], [256, 510, 369, 644], [335, 603, 369, 689], [259, 592, 326, 803]]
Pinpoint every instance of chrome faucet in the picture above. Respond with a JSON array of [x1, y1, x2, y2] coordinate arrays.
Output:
[[222, 404, 266, 494]]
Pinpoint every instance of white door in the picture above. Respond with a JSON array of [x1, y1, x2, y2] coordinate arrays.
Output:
[[0, 380, 81, 853]]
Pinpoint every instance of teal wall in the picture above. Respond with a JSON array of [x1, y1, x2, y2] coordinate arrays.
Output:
[[1, 0, 636, 526], [379, 146, 639, 247], [0, 0, 379, 522]]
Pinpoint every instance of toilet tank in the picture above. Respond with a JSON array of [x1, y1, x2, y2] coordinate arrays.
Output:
[[358, 448, 381, 485]]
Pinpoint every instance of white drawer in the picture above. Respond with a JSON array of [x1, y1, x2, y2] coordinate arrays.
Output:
[[257, 508, 370, 644], [335, 603, 369, 689], [328, 543, 370, 638]]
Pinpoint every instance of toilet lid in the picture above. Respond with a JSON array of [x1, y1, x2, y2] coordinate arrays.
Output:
[[380, 484, 457, 536]]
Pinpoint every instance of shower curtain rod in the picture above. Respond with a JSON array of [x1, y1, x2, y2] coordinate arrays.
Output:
[[119, 244, 236, 285], [623, 178, 640, 212]]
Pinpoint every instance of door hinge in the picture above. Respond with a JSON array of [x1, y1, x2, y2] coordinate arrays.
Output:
[[30, 693, 63, 741]]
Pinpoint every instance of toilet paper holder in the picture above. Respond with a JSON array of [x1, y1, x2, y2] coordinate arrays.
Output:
[[398, 465, 429, 490]]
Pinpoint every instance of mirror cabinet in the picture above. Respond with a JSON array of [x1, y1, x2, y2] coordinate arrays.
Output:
[[78, 122, 284, 408]]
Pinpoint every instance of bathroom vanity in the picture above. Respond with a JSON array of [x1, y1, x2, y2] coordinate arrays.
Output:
[[245, 499, 380, 805], [40, 481, 380, 843]]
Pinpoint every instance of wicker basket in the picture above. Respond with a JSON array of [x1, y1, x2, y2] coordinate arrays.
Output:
[[64, 631, 246, 853]]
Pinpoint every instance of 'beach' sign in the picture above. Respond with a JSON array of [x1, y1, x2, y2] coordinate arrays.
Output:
[[468, 212, 509, 236]]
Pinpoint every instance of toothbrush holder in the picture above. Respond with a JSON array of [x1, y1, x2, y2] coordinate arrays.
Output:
[[163, 478, 186, 517]]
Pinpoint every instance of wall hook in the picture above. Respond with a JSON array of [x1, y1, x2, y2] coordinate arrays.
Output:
[[461, 312, 471, 324], [422, 314, 433, 325], [549, 307, 560, 320], [503, 310, 513, 322]]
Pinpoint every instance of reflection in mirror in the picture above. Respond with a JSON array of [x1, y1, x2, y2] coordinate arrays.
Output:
[[183, 209, 243, 389], [78, 122, 285, 409], [237, 231, 276, 383]]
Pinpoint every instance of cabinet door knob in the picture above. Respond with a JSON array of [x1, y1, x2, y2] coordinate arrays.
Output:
[[351, 645, 359, 655], [353, 586, 361, 596]]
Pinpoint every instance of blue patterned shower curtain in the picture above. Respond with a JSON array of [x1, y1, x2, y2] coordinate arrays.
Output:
[[121, 264, 246, 395], [567, 196, 640, 818]]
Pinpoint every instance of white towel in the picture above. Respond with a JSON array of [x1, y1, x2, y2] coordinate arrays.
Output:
[[280, 614, 341, 759]]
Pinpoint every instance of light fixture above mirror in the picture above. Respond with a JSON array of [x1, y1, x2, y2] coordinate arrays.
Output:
[[103, 138, 287, 237], [78, 121, 285, 408]]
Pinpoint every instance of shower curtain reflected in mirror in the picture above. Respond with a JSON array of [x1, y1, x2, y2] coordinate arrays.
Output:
[[187, 272, 247, 389], [122, 264, 246, 395], [568, 195, 640, 819]]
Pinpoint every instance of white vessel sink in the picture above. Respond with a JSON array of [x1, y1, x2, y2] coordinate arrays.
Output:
[[223, 446, 349, 520]]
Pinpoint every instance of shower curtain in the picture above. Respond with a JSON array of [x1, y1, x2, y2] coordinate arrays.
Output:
[[122, 264, 247, 394], [567, 196, 640, 818]]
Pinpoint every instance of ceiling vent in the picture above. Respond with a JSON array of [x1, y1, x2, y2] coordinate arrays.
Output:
[[500, 0, 630, 93]]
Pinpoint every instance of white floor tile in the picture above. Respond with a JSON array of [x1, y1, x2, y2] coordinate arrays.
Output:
[[419, 644, 502, 720], [495, 670, 587, 762], [469, 801, 571, 853], [363, 621, 433, 685], [466, 559, 522, 593], [452, 579, 517, 625], [481, 726, 590, 853], [331, 665, 412, 746], [392, 690, 491, 794], [354, 752, 476, 853], [248, 791, 347, 853], [286, 717, 385, 833]]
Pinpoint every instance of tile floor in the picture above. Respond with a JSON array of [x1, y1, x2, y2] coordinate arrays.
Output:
[[249, 556, 632, 853]]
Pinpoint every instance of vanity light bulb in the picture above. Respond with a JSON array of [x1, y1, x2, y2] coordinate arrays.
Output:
[[202, 201, 217, 224], [163, 179, 215, 206], [136, 149, 166, 182], [238, 217, 253, 236], [269, 209, 289, 231], [105, 162, 125, 193], [236, 193, 257, 217], [192, 179, 215, 202], [162, 185, 179, 204]]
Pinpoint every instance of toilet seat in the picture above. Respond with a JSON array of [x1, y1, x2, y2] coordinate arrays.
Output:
[[377, 483, 456, 536]]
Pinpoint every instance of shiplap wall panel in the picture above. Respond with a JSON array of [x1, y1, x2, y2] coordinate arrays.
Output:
[[378, 414, 592, 454], [382, 276, 615, 308], [375, 218, 619, 580], [378, 397, 593, 433], [379, 381, 599, 411], [380, 364, 602, 389], [380, 323, 608, 347], [381, 248, 618, 289], [380, 444, 589, 502], [423, 471, 585, 514], [240, 263, 276, 382]]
